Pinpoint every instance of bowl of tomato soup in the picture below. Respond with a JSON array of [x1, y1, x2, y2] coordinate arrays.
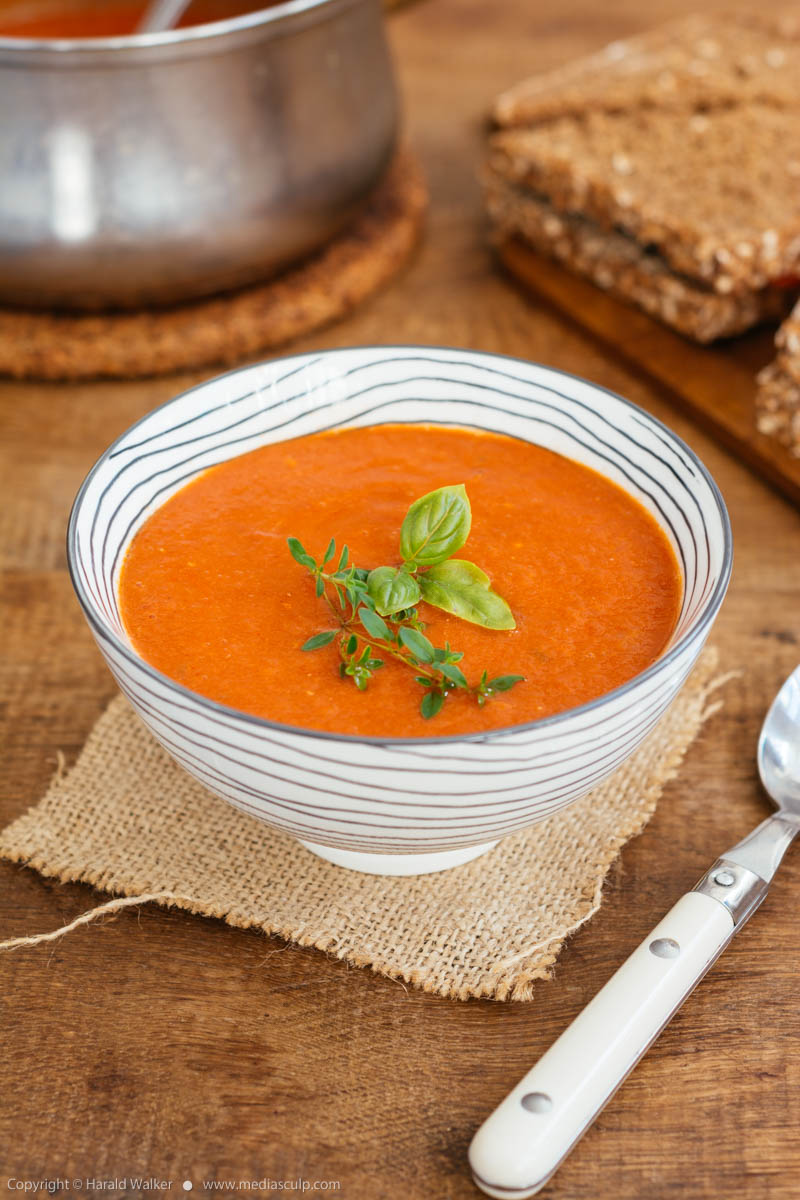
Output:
[[68, 346, 732, 875]]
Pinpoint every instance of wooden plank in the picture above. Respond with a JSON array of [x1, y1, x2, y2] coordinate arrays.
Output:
[[498, 238, 800, 507]]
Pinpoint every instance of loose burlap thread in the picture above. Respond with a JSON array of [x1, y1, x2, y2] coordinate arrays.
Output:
[[0, 648, 726, 1000]]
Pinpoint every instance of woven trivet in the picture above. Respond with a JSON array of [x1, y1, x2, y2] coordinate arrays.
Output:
[[0, 149, 426, 382], [0, 649, 727, 1001]]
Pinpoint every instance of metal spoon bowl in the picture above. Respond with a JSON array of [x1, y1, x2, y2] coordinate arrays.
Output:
[[759, 666, 800, 816]]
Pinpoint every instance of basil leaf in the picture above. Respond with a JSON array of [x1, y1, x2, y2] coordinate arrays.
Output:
[[419, 559, 515, 630], [358, 607, 391, 640], [366, 566, 422, 616], [399, 485, 471, 567], [301, 631, 336, 651], [398, 626, 435, 663], [420, 691, 444, 719]]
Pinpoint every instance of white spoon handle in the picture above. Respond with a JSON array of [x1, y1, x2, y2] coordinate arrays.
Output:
[[469, 888, 739, 1199]]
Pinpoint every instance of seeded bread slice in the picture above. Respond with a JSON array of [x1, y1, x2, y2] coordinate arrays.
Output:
[[488, 11, 800, 297], [756, 300, 800, 453], [756, 361, 800, 454], [488, 100, 800, 298], [774, 305, 800, 384], [493, 12, 800, 127], [486, 173, 790, 343]]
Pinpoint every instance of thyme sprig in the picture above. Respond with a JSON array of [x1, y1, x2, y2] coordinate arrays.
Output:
[[289, 485, 524, 720]]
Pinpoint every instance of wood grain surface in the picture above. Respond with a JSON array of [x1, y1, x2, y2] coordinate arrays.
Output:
[[2, 2, 800, 1197]]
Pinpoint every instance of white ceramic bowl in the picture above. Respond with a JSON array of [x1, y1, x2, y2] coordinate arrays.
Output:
[[68, 347, 732, 875]]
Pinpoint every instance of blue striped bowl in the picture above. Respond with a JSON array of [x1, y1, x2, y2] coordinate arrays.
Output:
[[68, 347, 732, 876]]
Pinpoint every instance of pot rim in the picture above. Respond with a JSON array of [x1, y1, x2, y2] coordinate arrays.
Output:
[[0, 0, 362, 62]]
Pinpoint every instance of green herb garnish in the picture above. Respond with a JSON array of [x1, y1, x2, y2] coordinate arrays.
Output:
[[288, 485, 524, 719]]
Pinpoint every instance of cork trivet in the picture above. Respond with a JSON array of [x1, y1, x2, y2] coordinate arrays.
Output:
[[0, 149, 426, 382], [0, 649, 727, 1001]]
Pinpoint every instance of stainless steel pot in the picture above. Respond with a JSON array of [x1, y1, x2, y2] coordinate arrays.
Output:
[[0, 0, 398, 309]]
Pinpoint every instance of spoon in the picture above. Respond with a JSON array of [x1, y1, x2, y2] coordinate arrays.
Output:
[[469, 666, 800, 1198], [137, 0, 191, 33]]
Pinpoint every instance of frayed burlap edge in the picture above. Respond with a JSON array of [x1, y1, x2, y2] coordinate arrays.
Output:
[[0, 648, 729, 1001]]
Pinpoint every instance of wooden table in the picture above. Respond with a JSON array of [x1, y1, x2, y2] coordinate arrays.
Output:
[[2, 2, 800, 1196]]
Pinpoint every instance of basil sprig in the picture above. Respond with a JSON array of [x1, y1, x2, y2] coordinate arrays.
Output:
[[370, 485, 515, 629], [289, 485, 523, 720]]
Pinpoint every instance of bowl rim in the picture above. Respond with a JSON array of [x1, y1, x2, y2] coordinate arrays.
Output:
[[67, 343, 733, 747], [0, 0, 359, 57]]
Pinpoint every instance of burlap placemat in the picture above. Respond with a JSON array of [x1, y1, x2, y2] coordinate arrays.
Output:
[[0, 149, 426, 382], [0, 649, 726, 1000]]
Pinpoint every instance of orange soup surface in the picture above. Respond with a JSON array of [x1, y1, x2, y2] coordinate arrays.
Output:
[[119, 424, 682, 737], [0, 0, 275, 37]]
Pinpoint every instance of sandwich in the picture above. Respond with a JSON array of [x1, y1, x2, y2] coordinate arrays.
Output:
[[485, 12, 800, 344]]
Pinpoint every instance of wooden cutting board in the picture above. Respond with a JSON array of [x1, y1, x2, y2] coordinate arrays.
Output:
[[498, 237, 800, 507]]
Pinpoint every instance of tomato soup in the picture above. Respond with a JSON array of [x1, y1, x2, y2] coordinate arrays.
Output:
[[118, 424, 682, 737], [0, 0, 275, 37]]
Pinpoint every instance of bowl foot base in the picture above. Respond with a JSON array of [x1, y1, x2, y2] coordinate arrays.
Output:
[[297, 840, 499, 876]]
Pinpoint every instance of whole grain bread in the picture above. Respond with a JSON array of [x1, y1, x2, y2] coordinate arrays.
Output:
[[774, 304, 800, 384], [489, 102, 800, 297], [493, 12, 800, 127], [488, 13, 800, 297], [756, 359, 800, 454], [756, 299, 800, 453], [486, 174, 789, 343]]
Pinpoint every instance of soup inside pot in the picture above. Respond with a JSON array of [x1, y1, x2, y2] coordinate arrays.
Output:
[[0, 0, 281, 37]]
